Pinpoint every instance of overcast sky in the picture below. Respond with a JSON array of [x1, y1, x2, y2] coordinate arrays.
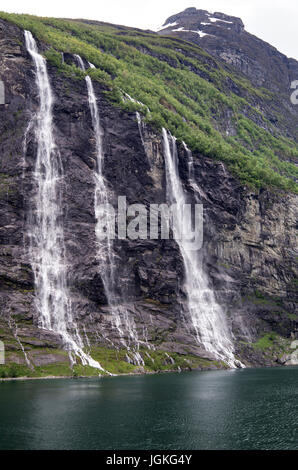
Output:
[[2, 0, 297, 59]]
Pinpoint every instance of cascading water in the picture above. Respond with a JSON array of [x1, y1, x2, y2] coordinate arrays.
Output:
[[122, 93, 151, 164], [162, 128, 241, 368], [136, 112, 145, 148], [183, 141, 207, 199], [24, 31, 105, 372], [75, 55, 145, 365]]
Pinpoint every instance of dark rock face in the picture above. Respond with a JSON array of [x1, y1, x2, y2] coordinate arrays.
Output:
[[0, 18, 297, 370]]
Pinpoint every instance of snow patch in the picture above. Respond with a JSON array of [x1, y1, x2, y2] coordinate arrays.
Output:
[[172, 27, 211, 38], [209, 17, 233, 24], [157, 21, 178, 31], [196, 30, 210, 38]]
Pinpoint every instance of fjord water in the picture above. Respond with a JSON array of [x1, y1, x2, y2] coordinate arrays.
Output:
[[0, 367, 297, 450], [162, 130, 239, 368]]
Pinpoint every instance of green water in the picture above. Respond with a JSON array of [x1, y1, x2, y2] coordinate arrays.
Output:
[[0, 367, 297, 450]]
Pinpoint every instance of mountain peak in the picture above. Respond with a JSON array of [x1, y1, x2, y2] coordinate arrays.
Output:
[[157, 7, 298, 95], [157, 7, 244, 34], [183, 7, 197, 13]]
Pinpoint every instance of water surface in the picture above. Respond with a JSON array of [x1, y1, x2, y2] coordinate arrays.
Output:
[[0, 367, 297, 450]]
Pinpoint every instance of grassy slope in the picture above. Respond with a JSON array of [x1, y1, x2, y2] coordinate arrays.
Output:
[[0, 12, 297, 193], [1, 13, 297, 376]]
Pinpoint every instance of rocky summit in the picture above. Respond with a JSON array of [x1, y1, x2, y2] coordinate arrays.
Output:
[[0, 8, 297, 378], [158, 7, 298, 132]]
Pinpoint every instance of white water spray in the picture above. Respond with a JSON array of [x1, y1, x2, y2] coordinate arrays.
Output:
[[75, 55, 145, 365], [24, 31, 105, 372], [136, 112, 145, 148], [163, 129, 241, 368]]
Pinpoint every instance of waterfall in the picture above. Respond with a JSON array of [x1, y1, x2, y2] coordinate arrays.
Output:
[[74, 54, 85, 70], [136, 112, 145, 147], [162, 129, 241, 368], [75, 55, 145, 365], [183, 141, 194, 181], [24, 31, 105, 372], [183, 141, 207, 199]]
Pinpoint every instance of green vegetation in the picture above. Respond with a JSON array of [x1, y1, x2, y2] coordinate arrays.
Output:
[[251, 333, 292, 359], [139, 349, 225, 371], [252, 332, 278, 351], [0, 11, 297, 192], [287, 313, 298, 321], [289, 278, 298, 292], [0, 363, 33, 378], [234, 332, 292, 364], [0, 173, 15, 198], [0, 344, 225, 378]]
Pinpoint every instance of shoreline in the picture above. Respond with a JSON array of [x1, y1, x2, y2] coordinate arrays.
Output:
[[0, 368, 185, 382], [2, 364, 296, 383]]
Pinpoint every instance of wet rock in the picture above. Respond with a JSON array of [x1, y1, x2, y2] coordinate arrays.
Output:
[[29, 351, 69, 367], [0, 18, 297, 369]]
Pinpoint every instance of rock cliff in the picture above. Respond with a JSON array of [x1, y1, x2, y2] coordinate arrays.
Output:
[[0, 12, 297, 377]]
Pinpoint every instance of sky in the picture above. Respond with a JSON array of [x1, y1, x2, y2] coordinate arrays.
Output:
[[1, 0, 297, 59]]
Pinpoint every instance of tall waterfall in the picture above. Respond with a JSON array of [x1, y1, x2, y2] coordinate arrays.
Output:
[[75, 55, 144, 365], [136, 112, 145, 148], [24, 31, 104, 371], [162, 129, 240, 368]]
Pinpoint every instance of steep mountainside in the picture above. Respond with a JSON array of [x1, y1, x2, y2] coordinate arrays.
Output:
[[158, 8, 298, 101], [0, 10, 297, 378], [158, 8, 298, 142]]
